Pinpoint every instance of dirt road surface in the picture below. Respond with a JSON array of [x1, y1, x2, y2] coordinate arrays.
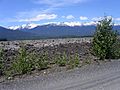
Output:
[[1, 60, 120, 90]]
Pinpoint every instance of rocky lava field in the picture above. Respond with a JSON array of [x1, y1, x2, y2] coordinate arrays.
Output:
[[0, 38, 97, 81]]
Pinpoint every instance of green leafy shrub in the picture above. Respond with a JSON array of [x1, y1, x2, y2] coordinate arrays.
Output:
[[68, 54, 80, 69], [0, 48, 4, 75], [11, 46, 33, 75], [74, 53, 80, 67], [83, 57, 92, 65], [111, 41, 120, 59], [92, 16, 117, 60], [35, 52, 48, 70], [56, 53, 67, 67]]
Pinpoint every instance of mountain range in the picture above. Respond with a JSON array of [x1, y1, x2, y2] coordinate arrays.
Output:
[[0, 22, 120, 40]]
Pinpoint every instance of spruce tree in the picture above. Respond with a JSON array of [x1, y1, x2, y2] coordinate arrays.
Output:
[[92, 16, 117, 60]]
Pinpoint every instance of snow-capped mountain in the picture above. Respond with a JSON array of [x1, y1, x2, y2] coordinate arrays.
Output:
[[1, 21, 120, 40], [8, 22, 98, 30], [44, 21, 97, 27], [0, 26, 37, 40], [8, 23, 40, 30]]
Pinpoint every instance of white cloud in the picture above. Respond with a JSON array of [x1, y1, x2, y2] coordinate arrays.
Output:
[[91, 17, 103, 21], [34, 0, 86, 7], [83, 21, 97, 26], [19, 14, 57, 22], [62, 15, 75, 19], [66, 15, 75, 19], [2, 0, 92, 24], [6, 0, 89, 23], [62, 16, 65, 18], [91, 16, 113, 21], [80, 16, 88, 20], [115, 18, 120, 21]]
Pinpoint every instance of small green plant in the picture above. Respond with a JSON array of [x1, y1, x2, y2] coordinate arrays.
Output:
[[11, 46, 33, 75], [56, 53, 67, 67], [111, 41, 120, 59], [92, 16, 117, 60], [68, 54, 80, 69], [0, 48, 4, 75], [84, 59, 91, 65], [74, 53, 80, 67], [35, 52, 48, 70]]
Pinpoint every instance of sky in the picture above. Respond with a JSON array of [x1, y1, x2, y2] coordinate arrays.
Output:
[[0, 0, 120, 27]]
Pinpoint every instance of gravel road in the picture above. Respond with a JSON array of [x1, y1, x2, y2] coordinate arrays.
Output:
[[0, 60, 120, 90]]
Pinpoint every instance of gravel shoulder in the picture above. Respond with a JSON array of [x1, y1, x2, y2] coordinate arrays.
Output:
[[1, 60, 120, 90]]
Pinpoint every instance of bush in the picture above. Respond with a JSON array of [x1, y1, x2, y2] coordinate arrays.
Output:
[[0, 48, 4, 75], [73, 53, 80, 67], [68, 54, 80, 69], [35, 52, 48, 70], [56, 53, 67, 67], [92, 16, 117, 60], [111, 41, 120, 59], [11, 46, 33, 75]]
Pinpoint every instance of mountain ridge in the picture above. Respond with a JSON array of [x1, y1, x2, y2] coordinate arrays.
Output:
[[8, 22, 97, 30], [1, 23, 120, 40]]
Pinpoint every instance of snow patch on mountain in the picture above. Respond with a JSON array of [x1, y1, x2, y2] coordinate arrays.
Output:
[[8, 23, 40, 30], [8, 21, 98, 30], [44, 21, 97, 27]]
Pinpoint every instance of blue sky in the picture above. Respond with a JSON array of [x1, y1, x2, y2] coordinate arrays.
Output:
[[0, 0, 120, 27]]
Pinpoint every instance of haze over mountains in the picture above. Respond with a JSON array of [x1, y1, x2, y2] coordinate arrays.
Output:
[[0, 22, 120, 40]]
